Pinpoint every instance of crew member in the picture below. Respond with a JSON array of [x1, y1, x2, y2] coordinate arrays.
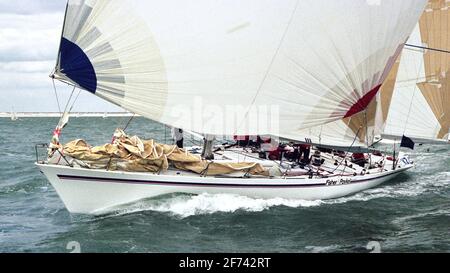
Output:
[[351, 153, 366, 167], [234, 135, 250, 147], [299, 144, 311, 164], [171, 127, 184, 148], [311, 150, 324, 166]]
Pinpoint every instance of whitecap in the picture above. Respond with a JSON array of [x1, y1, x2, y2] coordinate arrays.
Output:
[[305, 245, 341, 253], [392, 209, 450, 225], [103, 193, 323, 218]]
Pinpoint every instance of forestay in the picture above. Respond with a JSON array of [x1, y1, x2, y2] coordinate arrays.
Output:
[[54, 0, 427, 138]]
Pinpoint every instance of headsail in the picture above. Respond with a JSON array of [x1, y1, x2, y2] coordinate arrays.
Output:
[[384, 0, 450, 143], [281, 54, 402, 148], [53, 0, 427, 138]]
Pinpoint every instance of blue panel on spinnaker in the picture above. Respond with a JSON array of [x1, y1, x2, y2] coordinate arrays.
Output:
[[59, 38, 97, 93]]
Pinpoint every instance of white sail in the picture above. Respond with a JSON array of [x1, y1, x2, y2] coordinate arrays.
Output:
[[10, 107, 19, 121], [54, 0, 427, 138], [289, 55, 402, 148], [10, 112, 18, 121], [384, 0, 450, 143]]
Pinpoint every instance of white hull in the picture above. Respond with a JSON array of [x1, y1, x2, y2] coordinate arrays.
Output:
[[37, 163, 412, 215]]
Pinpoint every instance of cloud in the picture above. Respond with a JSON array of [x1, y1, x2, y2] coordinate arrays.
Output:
[[0, 0, 66, 15], [0, 3, 64, 111], [0, 71, 51, 89], [0, 86, 122, 113], [0, 29, 60, 62], [0, 61, 54, 73], [0, 1, 122, 113], [0, 13, 62, 62]]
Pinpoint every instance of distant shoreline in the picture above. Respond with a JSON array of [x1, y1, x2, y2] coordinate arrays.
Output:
[[0, 112, 136, 118]]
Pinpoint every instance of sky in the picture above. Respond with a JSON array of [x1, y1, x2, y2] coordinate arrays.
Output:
[[0, 0, 121, 112]]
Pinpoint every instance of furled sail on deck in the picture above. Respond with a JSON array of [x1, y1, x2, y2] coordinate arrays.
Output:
[[53, 0, 427, 138], [384, 0, 450, 143]]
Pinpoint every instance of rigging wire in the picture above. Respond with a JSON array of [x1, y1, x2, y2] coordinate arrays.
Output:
[[54, 85, 76, 128], [331, 127, 361, 175], [364, 110, 372, 167], [236, 0, 300, 135], [68, 89, 82, 113], [403, 42, 448, 134], [405, 44, 450, 55], [52, 78, 62, 114], [402, 30, 448, 134], [61, 86, 76, 116], [402, 54, 425, 136], [123, 114, 136, 131]]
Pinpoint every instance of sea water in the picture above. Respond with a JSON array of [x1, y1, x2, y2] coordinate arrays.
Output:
[[0, 117, 449, 253]]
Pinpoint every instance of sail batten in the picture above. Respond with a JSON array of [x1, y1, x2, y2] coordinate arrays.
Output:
[[54, 0, 427, 138]]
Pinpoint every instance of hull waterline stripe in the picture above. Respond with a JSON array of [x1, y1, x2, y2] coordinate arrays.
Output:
[[57, 175, 326, 188], [56, 170, 402, 188]]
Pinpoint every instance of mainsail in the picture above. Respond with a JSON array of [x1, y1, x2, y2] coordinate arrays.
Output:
[[384, 0, 450, 143], [53, 0, 427, 138]]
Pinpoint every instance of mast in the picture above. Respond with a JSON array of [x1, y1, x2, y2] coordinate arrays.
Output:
[[392, 139, 397, 171], [201, 135, 215, 160], [53, 1, 69, 76], [11, 107, 17, 121], [364, 110, 372, 168]]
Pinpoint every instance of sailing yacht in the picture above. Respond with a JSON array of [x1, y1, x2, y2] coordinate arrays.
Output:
[[36, 0, 428, 214], [10, 108, 18, 121]]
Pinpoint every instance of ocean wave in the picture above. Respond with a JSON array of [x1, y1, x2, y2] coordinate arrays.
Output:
[[98, 173, 449, 218], [102, 193, 324, 218], [0, 177, 49, 195], [308, 174, 448, 205], [392, 208, 450, 225], [89, 166, 450, 218], [304, 245, 342, 253]]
